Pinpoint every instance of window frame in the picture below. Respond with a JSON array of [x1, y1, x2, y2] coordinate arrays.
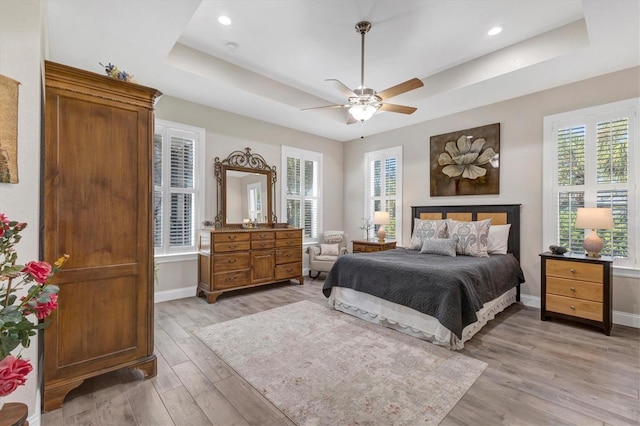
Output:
[[543, 98, 639, 276], [364, 146, 403, 245], [154, 119, 205, 258], [281, 145, 323, 244]]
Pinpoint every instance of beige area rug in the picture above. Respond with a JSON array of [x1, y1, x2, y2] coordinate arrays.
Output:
[[194, 301, 487, 425]]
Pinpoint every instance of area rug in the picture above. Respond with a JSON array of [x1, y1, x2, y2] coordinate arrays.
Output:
[[194, 301, 487, 425]]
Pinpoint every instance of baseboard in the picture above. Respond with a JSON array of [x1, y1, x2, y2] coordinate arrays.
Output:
[[154, 286, 196, 303], [519, 294, 639, 329]]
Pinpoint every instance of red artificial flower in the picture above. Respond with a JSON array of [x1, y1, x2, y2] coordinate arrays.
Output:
[[0, 356, 33, 397], [23, 293, 58, 320], [21, 261, 52, 284]]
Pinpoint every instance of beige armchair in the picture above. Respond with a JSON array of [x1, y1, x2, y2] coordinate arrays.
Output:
[[307, 231, 348, 279]]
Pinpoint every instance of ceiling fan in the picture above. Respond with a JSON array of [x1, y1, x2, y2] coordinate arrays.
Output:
[[303, 21, 424, 124]]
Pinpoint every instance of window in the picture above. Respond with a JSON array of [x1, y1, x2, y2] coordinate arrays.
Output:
[[281, 146, 322, 243], [154, 120, 205, 256], [543, 99, 638, 271], [364, 146, 403, 244]]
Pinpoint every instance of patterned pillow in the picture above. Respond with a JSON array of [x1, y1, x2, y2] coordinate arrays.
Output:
[[409, 219, 448, 250], [448, 219, 492, 257], [320, 244, 340, 256], [420, 238, 457, 257]]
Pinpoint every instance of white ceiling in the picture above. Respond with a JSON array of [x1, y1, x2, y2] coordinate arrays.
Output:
[[46, 0, 639, 142]]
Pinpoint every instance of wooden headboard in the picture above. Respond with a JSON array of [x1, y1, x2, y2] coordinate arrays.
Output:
[[410, 204, 522, 261]]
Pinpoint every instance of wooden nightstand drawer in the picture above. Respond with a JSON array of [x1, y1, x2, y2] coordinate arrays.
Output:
[[352, 240, 396, 253], [546, 294, 603, 322], [540, 252, 612, 335], [546, 277, 603, 302], [546, 259, 603, 283]]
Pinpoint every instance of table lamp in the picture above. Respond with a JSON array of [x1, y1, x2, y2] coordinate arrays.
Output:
[[374, 211, 390, 243], [574, 207, 613, 258]]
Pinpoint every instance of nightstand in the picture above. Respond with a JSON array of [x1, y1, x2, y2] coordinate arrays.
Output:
[[539, 252, 613, 335], [352, 240, 397, 253]]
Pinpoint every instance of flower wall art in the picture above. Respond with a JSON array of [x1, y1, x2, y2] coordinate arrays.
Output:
[[430, 123, 500, 196]]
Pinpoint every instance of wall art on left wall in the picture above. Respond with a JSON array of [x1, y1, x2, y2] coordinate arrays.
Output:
[[0, 74, 19, 184]]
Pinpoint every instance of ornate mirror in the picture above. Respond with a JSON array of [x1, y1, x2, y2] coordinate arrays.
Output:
[[214, 148, 277, 228]]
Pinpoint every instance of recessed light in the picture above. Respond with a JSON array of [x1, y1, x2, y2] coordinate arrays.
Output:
[[218, 16, 232, 26], [488, 26, 503, 36]]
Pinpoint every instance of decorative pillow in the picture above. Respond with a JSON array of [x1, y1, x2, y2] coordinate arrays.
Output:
[[323, 231, 344, 244], [487, 224, 511, 255], [420, 238, 457, 257], [409, 219, 448, 250], [447, 219, 492, 257], [320, 243, 340, 256]]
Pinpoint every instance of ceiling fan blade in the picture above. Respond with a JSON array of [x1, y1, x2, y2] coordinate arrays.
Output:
[[346, 112, 358, 125], [301, 104, 347, 111], [379, 103, 418, 114], [325, 79, 357, 98], [376, 78, 424, 100]]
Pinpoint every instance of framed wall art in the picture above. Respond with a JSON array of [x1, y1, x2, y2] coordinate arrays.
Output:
[[0, 74, 20, 184], [430, 123, 500, 196]]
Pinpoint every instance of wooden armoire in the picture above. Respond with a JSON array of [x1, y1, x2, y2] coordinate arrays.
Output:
[[42, 61, 161, 410]]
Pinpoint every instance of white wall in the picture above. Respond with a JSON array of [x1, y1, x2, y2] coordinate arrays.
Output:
[[343, 66, 640, 319], [0, 0, 45, 421], [153, 96, 344, 298]]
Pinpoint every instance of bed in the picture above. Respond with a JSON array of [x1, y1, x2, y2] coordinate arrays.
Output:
[[323, 204, 524, 349]]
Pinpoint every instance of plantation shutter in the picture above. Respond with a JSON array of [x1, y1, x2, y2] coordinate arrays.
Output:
[[365, 147, 402, 243], [169, 136, 195, 247], [153, 133, 163, 248], [282, 147, 322, 243]]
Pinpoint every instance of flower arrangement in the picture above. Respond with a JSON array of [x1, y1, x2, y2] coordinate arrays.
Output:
[[99, 62, 135, 82], [0, 213, 67, 398]]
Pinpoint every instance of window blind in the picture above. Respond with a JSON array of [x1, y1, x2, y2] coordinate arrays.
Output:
[[365, 147, 402, 243]]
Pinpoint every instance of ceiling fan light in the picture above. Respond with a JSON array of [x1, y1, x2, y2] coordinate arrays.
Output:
[[349, 104, 377, 122]]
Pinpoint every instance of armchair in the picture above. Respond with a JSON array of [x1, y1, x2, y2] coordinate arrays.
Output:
[[307, 231, 348, 279]]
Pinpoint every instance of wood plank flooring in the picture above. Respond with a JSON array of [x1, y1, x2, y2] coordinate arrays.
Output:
[[41, 278, 640, 425]]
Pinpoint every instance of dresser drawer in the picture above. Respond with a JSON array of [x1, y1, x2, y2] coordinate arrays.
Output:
[[275, 248, 302, 264], [546, 276, 603, 302], [353, 243, 378, 252], [251, 231, 275, 241], [213, 232, 250, 243], [214, 270, 250, 289], [251, 240, 275, 250], [214, 242, 251, 253], [546, 294, 603, 322], [276, 230, 301, 239], [275, 238, 302, 248], [546, 259, 603, 283], [275, 263, 302, 280], [213, 253, 250, 272]]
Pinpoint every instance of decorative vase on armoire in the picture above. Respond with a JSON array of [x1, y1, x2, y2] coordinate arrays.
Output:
[[42, 61, 161, 411]]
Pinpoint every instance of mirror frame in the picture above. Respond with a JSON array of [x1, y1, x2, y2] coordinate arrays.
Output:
[[214, 147, 277, 228]]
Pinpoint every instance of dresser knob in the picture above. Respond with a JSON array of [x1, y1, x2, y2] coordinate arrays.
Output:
[[570, 287, 576, 292], [569, 268, 576, 273], [570, 305, 576, 310]]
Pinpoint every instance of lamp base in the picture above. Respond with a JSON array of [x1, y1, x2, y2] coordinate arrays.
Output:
[[583, 229, 604, 258], [377, 226, 386, 243]]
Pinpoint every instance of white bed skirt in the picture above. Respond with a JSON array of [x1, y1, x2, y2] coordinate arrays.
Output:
[[328, 286, 517, 350]]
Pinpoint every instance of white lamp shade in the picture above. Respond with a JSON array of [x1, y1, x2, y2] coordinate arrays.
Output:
[[575, 207, 614, 230], [373, 211, 390, 225], [349, 104, 377, 121]]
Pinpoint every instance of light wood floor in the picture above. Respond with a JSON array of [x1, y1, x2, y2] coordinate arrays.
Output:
[[42, 277, 640, 425]]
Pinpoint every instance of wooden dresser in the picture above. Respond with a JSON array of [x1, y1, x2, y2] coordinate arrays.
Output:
[[352, 240, 397, 253], [43, 61, 160, 410], [540, 252, 613, 335], [198, 228, 303, 303]]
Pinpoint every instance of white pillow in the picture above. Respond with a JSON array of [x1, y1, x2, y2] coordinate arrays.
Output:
[[420, 238, 457, 257], [409, 219, 448, 250], [447, 219, 492, 257], [320, 243, 339, 256], [487, 224, 511, 255]]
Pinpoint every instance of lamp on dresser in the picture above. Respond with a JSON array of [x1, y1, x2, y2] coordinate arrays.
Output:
[[574, 207, 613, 258], [374, 211, 390, 243]]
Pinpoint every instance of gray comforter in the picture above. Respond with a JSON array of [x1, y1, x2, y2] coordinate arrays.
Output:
[[322, 248, 525, 338]]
